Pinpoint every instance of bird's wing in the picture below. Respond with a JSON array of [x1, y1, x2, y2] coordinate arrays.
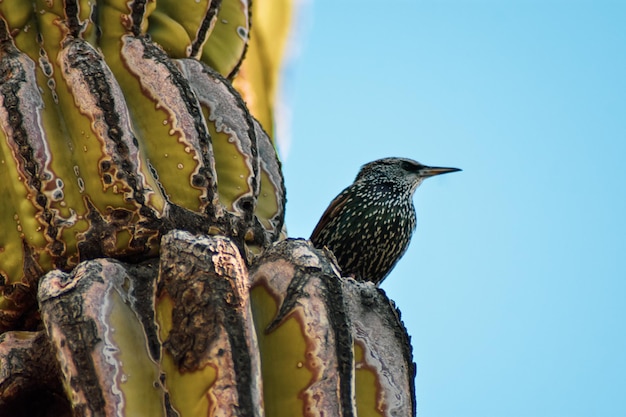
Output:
[[310, 189, 350, 242]]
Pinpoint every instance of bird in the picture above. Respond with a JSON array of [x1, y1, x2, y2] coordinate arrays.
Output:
[[310, 157, 460, 285]]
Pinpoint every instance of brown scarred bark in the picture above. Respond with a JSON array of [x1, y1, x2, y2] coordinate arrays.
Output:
[[0, 232, 417, 417]]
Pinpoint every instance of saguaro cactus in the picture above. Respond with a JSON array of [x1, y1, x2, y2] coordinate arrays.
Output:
[[0, 1, 416, 416]]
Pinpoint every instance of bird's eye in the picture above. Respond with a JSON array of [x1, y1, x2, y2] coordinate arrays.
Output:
[[400, 161, 419, 172]]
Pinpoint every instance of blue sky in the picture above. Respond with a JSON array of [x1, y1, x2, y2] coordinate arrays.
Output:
[[279, 1, 626, 416]]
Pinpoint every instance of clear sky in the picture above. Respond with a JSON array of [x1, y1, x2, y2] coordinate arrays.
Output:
[[279, 1, 626, 416]]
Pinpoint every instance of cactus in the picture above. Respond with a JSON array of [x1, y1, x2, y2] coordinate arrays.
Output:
[[0, 1, 416, 416]]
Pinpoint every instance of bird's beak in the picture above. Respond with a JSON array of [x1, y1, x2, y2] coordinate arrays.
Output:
[[420, 166, 462, 178]]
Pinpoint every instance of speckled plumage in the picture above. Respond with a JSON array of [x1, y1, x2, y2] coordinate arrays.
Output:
[[310, 157, 460, 285]]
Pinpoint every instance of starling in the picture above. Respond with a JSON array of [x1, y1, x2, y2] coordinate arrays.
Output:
[[310, 157, 460, 285]]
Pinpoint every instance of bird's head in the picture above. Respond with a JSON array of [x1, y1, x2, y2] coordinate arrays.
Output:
[[355, 157, 461, 192]]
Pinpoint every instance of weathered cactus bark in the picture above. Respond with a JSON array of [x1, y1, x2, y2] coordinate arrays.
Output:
[[0, 232, 417, 417], [342, 279, 416, 416], [249, 239, 357, 417], [156, 231, 264, 417], [250, 239, 416, 417], [39, 259, 167, 417]]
